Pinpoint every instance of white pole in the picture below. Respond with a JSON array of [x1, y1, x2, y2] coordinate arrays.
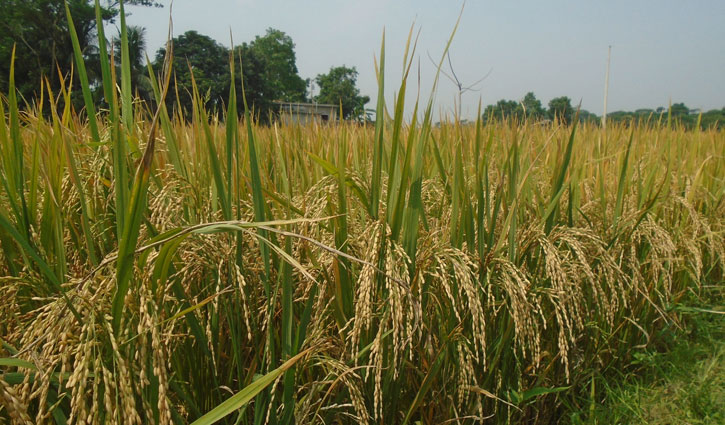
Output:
[[603, 45, 611, 131]]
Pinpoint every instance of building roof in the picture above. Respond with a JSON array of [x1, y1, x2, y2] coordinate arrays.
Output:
[[274, 101, 339, 109]]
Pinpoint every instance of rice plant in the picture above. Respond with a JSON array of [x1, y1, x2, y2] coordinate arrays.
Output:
[[0, 3, 723, 424]]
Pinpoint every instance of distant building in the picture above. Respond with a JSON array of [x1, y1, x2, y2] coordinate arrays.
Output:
[[275, 102, 338, 125]]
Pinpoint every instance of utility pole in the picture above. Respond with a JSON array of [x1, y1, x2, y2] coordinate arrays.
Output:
[[602, 45, 611, 131]]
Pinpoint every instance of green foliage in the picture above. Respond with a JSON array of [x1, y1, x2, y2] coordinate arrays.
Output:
[[484, 99, 523, 122], [249, 28, 307, 102], [669, 101, 689, 117], [483, 94, 601, 126], [700, 107, 725, 129], [0, 0, 157, 109], [522, 91, 545, 119], [483, 92, 545, 123], [232, 43, 270, 118], [154, 28, 307, 121], [113, 25, 152, 101], [314, 65, 370, 120], [189, 350, 310, 425], [154, 30, 229, 117], [0, 0, 105, 105], [577, 108, 599, 124], [548, 95, 574, 124], [608, 103, 725, 130], [573, 300, 725, 424]]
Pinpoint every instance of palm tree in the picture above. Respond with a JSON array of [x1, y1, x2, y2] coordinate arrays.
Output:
[[113, 25, 152, 101]]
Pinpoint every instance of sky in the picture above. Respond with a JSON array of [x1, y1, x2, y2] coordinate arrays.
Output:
[[121, 0, 725, 120]]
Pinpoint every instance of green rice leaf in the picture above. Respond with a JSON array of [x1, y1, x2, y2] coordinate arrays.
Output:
[[64, 2, 100, 144], [369, 31, 385, 219], [190, 349, 310, 425], [0, 358, 37, 370]]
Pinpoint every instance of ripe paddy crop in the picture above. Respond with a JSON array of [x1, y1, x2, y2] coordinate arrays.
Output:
[[0, 4, 723, 424]]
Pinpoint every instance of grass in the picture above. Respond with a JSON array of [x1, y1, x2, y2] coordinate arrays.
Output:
[[0, 3, 724, 424], [573, 289, 725, 424]]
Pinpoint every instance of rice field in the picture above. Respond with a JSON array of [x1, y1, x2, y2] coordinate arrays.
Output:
[[1, 6, 724, 425]]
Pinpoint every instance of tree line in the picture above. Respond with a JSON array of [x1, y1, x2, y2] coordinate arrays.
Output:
[[605, 103, 725, 130], [483, 93, 724, 129], [1, 1, 721, 128], [0, 0, 370, 121]]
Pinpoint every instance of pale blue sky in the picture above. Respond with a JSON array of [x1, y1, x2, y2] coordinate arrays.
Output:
[[123, 0, 725, 119]]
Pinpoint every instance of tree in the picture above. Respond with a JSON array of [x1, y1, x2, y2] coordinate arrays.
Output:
[[483, 99, 521, 123], [667, 102, 698, 128], [482, 92, 547, 124], [669, 102, 689, 117], [548, 96, 574, 125], [153, 28, 308, 121], [0, 0, 158, 105], [249, 28, 307, 102], [114, 25, 151, 101], [578, 109, 600, 124], [700, 107, 725, 130], [314, 66, 369, 120], [232, 43, 275, 120], [521, 92, 545, 119], [1, 0, 100, 103], [154, 30, 230, 117]]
